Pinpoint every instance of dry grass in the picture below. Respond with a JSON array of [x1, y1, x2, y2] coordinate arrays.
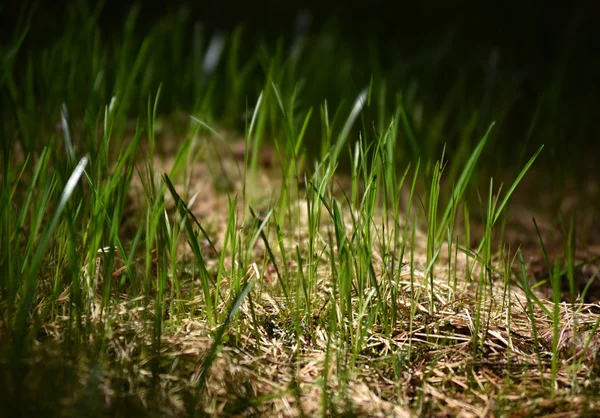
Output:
[[2, 139, 600, 418]]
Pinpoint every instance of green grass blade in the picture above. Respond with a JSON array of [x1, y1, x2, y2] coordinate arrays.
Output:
[[14, 155, 89, 355], [492, 145, 544, 226], [436, 123, 494, 243], [191, 278, 254, 409]]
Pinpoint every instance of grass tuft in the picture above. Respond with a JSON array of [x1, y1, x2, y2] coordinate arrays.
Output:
[[1, 4, 599, 416]]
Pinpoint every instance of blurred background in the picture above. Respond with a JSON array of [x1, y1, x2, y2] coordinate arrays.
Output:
[[2, 0, 599, 178]]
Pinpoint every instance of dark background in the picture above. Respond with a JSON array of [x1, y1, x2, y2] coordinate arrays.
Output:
[[2, 1, 599, 172], [5, 1, 598, 82], [6, 2, 597, 60]]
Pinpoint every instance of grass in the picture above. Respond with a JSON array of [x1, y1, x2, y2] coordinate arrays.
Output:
[[2, 3, 600, 417]]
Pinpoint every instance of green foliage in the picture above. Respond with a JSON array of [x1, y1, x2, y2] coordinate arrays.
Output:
[[0, 2, 597, 416]]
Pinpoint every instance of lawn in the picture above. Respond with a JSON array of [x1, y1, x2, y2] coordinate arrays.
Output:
[[2, 4, 600, 417]]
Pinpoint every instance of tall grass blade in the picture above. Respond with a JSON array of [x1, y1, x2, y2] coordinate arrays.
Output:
[[492, 145, 544, 226], [191, 279, 254, 412], [436, 123, 494, 243], [14, 155, 89, 357]]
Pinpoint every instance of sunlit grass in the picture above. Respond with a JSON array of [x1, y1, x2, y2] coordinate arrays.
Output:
[[1, 3, 599, 417]]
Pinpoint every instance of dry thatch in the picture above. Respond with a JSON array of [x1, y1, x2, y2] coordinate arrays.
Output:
[[3, 137, 600, 417]]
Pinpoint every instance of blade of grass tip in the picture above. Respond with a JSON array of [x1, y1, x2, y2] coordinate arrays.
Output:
[[271, 80, 287, 121], [295, 106, 313, 156], [60, 103, 75, 164], [163, 173, 218, 254], [249, 206, 289, 299], [14, 155, 89, 357], [436, 122, 494, 244], [331, 87, 368, 163], [247, 90, 264, 141], [492, 145, 544, 226]]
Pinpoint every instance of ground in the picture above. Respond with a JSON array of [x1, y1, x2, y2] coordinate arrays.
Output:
[[3, 130, 599, 417]]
